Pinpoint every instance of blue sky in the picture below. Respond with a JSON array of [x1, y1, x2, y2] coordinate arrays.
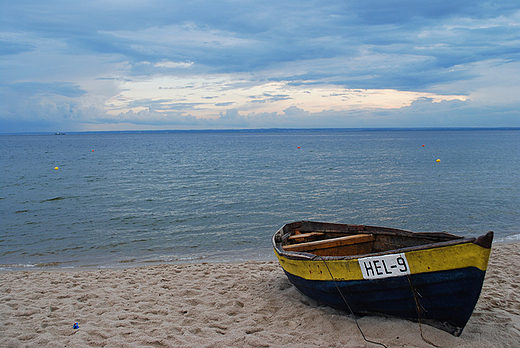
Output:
[[1, 1, 520, 133]]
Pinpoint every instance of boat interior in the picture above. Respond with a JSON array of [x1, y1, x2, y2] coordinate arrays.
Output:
[[279, 221, 467, 257]]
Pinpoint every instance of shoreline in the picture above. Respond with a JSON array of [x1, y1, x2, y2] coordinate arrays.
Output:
[[0, 246, 277, 272], [1, 243, 519, 347], [3, 239, 519, 273]]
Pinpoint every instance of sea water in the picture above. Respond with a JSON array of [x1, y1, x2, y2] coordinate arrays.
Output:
[[1, 129, 519, 270]]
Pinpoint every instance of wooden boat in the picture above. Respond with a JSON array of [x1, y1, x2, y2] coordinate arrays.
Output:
[[272, 220, 493, 336]]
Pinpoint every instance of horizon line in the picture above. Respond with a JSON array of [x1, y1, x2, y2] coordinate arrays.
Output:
[[2, 126, 520, 136]]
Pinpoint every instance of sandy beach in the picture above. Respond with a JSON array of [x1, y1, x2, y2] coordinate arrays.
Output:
[[1, 243, 519, 348]]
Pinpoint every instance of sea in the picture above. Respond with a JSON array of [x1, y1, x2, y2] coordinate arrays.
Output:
[[1, 128, 519, 270]]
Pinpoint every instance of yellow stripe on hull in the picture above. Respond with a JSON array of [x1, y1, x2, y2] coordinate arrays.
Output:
[[275, 242, 491, 282]]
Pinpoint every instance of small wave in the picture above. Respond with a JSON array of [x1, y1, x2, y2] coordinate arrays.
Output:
[[0, 263, 36, 269], [157, 255, 207, 262], [0, 260, 79, 270], [40, 196, 67, 203], [232, 240, 253, 246], [118, 258, 136, 264], [35, 261, 70, 267], [496, 233, 520, 243]]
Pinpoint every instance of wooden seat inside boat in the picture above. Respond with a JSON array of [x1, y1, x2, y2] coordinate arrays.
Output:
[[283, 234, 375, 257], [287, 232, 325, 242]]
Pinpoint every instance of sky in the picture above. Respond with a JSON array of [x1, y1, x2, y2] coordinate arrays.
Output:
[[1, 1, 520, 133]]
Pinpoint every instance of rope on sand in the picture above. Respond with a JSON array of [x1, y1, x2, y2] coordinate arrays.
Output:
[[317, 256, 388, 348]]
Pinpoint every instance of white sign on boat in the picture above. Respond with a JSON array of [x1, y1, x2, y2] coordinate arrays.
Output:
[[358, 253, 410, 280]]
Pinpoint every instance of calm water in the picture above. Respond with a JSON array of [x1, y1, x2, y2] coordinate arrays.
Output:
[[1, 129, 519, 270]]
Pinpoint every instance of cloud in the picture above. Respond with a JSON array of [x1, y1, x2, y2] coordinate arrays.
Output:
[[98, 108, 199, 126], [1, 1, 520, 132], [153, 60, 194, 69], [0, 39, 35, 56], [0, 82, 106, 133], [7, 82, 87, 98]]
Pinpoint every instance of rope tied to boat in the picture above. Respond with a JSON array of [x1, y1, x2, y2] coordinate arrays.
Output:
[[318, 255, 442, 348], [406, 275, 441, 348], [317, 256, 388, 348]]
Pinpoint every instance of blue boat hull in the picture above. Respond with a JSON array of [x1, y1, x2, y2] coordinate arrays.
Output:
[[284, 266, 487, 336]]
